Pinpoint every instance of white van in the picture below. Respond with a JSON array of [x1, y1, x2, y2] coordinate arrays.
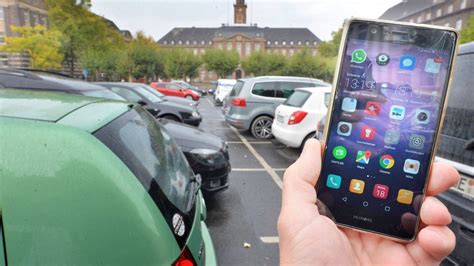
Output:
[[214, 79, 237, 104]]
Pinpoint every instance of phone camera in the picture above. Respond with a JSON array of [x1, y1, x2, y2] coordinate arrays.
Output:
[[370, 26, 378, 34]]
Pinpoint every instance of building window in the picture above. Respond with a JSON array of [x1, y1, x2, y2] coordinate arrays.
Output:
[[456, 19, 462, 30], [417, 15, 422, 23], [297, 41, 302, 45], [426, 12, 431, 20], [282, 41, 286, 45], [185, 40, 190, 45], [201, 40, 205, 45], [313, 41, 318, 46], [289, 49, 295, 56], [436, 8, 442, 17], [218, 43, 223, 50], [282, 49, 287, 56], [461, 0, 467, 9], [193, 49, 198, 55], [267, 41, 271, 45], [32, 13, 39, 25], [275, 41, 278, 45], [163, 40, 168, 45], [227, 42, 232, 51], [447, 4, 453, 13], [305, 41, 310, 46], [245, 42, 251, 56], [0, 8, 4, 20], [23, 10, 31, 26], [255, 43, 261, 52], [178, 40, 182, 45], [236, 42, 242, 56], [171, 40, 175, 45], [193, 40, 197, 45], [209, 41, 212, 45], [290, 41, 294, 45]]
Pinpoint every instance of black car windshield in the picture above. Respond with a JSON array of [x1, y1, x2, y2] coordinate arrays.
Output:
[[139, 84, 166, 98], [95, 107, 195, 214]]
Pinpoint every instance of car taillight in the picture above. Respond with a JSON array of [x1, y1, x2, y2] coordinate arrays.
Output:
[[288, 111, 307, 125], [231, 98, 246, 107], [173, 246, 197, 266]]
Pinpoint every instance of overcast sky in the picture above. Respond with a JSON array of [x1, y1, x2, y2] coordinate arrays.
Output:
[[91, 0, 401, 41]]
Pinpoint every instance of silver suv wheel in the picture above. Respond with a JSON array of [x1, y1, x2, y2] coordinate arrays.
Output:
[[251, 116, 273, 139]]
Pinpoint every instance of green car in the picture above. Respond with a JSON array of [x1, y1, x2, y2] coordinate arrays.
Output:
[[0, 89, 217, 265]]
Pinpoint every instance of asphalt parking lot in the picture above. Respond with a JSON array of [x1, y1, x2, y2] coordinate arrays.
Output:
[[197, 95, 301, 265]]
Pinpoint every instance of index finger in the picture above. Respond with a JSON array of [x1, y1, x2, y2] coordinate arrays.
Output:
[[426, 162, 460, 196]]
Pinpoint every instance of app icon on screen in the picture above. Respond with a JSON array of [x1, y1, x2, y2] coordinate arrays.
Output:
[[360, 125, 376, 141], [349, 179, 365, 194], [384, 129, 400, 145], [342, 97, 357, 112], [409, 134, 425, 149], [332, 146, 348, 160], [403, 159, 420, 174], [376, 53, 390, 66], [351, 49, 367, 64], [397, 189, 414, 205], [356, 150, 371, 164], [337, 122, 352, 136], [389, 105, 406, 120], [399, 56, 416, 70], [373, 184, 389, 199], [365, 101, 381, 116], [413, 109, 430, 124], [379, 154, 395, 169], [425, 58, 441, 74], [326, 174, 342, 189]]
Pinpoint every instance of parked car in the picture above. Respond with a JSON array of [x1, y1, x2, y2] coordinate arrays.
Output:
[[313, 42, 474, 265], [97, 82, 202, 126], [214, 79, 237, 104], [173, 80, 207, 95], [223, 76, 330, 139], [272, 86, 332, 148], [0, 89, 216, 265], [97, 83, 231, 193], [435, 41, 474, 266], [0, 68, 124, 101], [132, 82, 197, 108], [150, 82, 200, 101]]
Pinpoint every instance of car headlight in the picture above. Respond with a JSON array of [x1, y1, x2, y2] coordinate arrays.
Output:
[[190, 148, 221, 165], [192, 111, 200, 117]]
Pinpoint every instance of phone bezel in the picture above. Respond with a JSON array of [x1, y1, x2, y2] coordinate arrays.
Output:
[[316, 17, 460, 242]]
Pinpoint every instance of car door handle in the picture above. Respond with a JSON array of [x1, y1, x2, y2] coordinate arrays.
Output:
[[465, 138, 474, 151]]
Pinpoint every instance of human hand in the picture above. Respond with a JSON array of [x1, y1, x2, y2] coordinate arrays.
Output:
[[278, 139, 460, 265]]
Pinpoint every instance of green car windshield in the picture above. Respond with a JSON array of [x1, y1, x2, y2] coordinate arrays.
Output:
[[95, 107, 195, 214]]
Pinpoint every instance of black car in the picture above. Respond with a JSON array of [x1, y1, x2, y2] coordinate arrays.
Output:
[[96, 82, 202, 126], [160, 119, 230, 193]]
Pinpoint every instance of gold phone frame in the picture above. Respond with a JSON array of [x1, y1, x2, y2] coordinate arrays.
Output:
[[318, 17, 460, 242]]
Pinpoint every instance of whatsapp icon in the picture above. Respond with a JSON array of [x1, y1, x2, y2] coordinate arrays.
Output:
[[351, 49, 367, 64]]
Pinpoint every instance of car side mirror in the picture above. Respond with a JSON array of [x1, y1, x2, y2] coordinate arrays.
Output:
[[137, 100, 147, 106]]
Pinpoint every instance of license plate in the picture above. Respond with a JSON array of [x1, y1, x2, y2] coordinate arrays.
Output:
[[277, 115, 284, 123], [450, 174, 474, 200]]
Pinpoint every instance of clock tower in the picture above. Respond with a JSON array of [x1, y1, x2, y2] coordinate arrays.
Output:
[[234, 0, 247, 24]]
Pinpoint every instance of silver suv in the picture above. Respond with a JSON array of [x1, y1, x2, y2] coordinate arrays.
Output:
[[222, 76, 329, 139]]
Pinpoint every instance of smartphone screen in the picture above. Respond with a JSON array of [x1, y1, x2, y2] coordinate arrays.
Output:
[[316, 20, 457, 240]]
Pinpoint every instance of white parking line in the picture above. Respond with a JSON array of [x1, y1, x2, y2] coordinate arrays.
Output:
[[227, 141, 272, 144], [260, 236, 279, 243], [229, 126, 283, 189]]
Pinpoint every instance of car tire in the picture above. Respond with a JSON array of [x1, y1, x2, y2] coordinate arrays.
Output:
[[300, 132, 316, 149], [161, 114, 181, 122], [250, 115, 273, 139], [186, 95, 194, 100]]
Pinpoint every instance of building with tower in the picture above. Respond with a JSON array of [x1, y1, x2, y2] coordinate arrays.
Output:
[[157, 0, 322, 81]]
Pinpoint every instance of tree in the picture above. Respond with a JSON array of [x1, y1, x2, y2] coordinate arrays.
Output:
[[0, 25, 63, 69], [241, 51, 287, 76], [163, 48, 202, 80], [203, 49, 239, 78], [318, 28, 343, 57], [460, 15, 474, 44], [46, 0, 125, 75], [285, 49, 335, 81]]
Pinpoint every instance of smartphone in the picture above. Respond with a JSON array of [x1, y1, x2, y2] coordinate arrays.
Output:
[[316, 18, 459, 241]]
